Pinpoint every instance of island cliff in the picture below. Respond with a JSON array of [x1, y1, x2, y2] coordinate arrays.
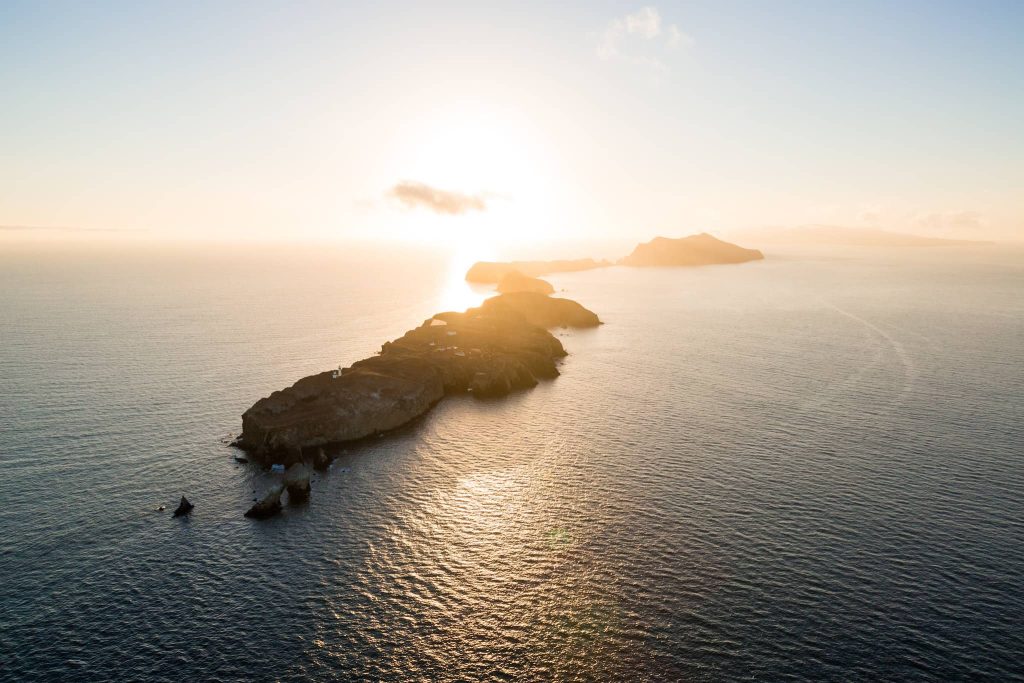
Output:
[[618, 233, 763, 267], [236, 292, 600, 463]]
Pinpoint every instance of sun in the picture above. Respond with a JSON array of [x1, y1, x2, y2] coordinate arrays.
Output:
[[383, 101, 564, 249]]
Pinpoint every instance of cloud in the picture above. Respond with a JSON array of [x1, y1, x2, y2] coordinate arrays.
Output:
[[387, 181, 487, 215], [597, 6, 691, 70], [626, 6, 662, 38]]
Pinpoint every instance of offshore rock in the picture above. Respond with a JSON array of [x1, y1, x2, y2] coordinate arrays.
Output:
[[237, 293, 599, 462], [245, 486, 283, 520], [284, 464, 312, 504], [172, 496, 194, 517]]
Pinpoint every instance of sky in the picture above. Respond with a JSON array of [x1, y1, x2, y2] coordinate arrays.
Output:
[[1, 0, 1023, 249]]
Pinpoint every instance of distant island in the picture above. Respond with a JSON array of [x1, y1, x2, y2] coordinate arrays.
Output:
[[465, 233, 763, 282], [466, 258, 608, 283], [234, 232, 763, 517], [236, 292, 600, 467], [731, 225, 991, 247], [618, 233, 764, 267]]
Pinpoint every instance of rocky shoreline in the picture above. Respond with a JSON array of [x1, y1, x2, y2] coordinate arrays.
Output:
[[230, 234, 763, 518], [234, 292, 600, 467]]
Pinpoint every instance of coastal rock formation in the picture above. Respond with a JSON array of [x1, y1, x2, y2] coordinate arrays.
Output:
[[284, 464, 312, 503], [237, 293, 600, 463], [172, 496, 193, 517], [618, 233, 763, 267], [496, 271, 555, 295], [245, 486, 283, 519], [481, 292, 600, 329], [313, 447, 330, 471], [466, 258, 607, 283]]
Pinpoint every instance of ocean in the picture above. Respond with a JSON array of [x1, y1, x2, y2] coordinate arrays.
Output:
[[1, 242, 1022, 681]]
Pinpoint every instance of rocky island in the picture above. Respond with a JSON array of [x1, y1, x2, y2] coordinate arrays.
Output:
[[465, 258, 608, 283], [465, 233, 763, 281], [235, 292, 600, 465], [619, 233, 764, 267], [496, 271, 555, 295]]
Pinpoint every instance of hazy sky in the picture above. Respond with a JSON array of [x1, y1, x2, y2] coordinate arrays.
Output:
[[2, 0, 1022, 247]]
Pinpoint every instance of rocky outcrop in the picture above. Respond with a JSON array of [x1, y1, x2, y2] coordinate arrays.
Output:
[[245, 486, 283, 519], [479, 292, 600, 329], [496, 271, 555, 295], [172, 496, 193, 517], [236, 293, 601, 463], [313, 447, 330, 471], [618, 233, 763, 267], [466, 258, 607, 283], [284, 464, 312, 503]]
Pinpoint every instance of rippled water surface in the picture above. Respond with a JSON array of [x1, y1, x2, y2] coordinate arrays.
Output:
[[2, 243, 1023, 681]]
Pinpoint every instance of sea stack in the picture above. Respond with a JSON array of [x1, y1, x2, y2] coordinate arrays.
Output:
[[172, 496, 194, 517], [284, 464, 312, 504], [245, 487, 283, 519]]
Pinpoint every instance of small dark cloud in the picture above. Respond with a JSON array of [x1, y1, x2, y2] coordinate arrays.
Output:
[[387, 181, 487, 215]]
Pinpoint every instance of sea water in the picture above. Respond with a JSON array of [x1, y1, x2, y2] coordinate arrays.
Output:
[[1, 242, 1022, 681]]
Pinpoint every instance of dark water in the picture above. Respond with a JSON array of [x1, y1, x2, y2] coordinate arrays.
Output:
[[2, 243, 1022, 682]]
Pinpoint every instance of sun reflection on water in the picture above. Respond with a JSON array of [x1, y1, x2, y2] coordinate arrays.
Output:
[[433, 245, 495, 313]]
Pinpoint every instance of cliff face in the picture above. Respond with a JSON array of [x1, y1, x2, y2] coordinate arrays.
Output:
[[238, 293, 600, 462], [618, 233, 764, 267]]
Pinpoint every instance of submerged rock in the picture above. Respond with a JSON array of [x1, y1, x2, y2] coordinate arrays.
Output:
[[172, 496, 194, 517], [236, 293, 600, 462], [244, 486, 283, 519]]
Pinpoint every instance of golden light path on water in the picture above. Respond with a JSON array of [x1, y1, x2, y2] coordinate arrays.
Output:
[[338, 427, 631, 679], [431, 242, 496, 314], [5, 245, 1022, 679]]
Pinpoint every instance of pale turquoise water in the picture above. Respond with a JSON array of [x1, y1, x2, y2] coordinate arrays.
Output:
[[1, 243, 1022, 681]]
